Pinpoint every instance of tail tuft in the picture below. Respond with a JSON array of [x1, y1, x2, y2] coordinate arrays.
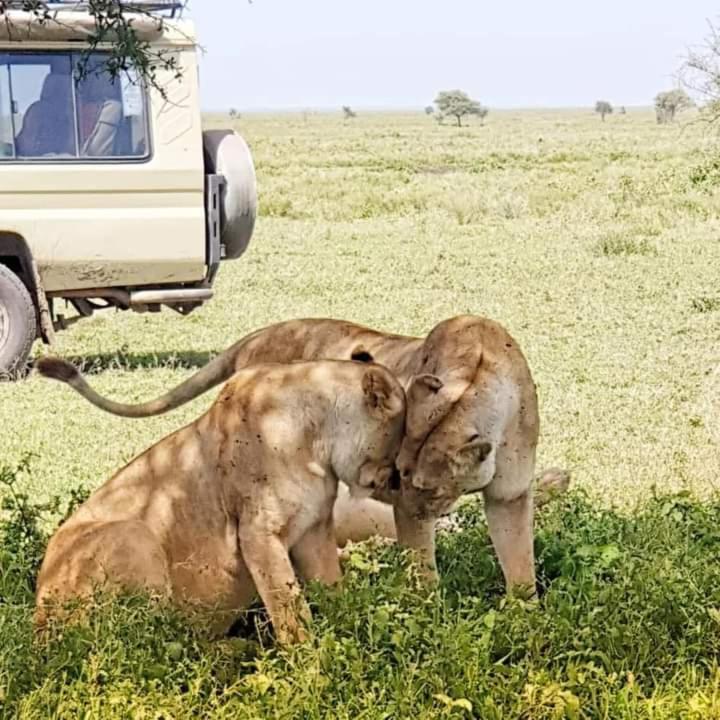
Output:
[[534, 467, 571, 507], [35, 357, 80, 384]]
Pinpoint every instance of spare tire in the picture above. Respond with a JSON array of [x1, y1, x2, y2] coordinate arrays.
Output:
[[203, 130, 257, 260]]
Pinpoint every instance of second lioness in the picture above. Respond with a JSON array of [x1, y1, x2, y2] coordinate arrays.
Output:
[[36, 361, 405, 644], [38, 315, 541, 592]]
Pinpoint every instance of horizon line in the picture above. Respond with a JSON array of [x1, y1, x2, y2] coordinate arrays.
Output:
[[204, 103, 655, 114]]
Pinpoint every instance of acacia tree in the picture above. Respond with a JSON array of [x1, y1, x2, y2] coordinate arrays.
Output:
[[682, 23, 720, 124], [0, 1, 182, 96], [654, 89, 692, 124], [595, 100, 613, 121], [434, 89, 488, 127], [342, 105, 357, 119], [424, 105, 434, 115]]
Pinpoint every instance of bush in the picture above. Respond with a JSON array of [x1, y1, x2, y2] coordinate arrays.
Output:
[[689, 155, 720, 190], [691, 296, 720, 313], [596, 234, 656, 257], [3, 461, 720, 717]]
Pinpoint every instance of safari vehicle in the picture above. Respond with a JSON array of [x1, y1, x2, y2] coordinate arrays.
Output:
[[0, 1, 257, 374]]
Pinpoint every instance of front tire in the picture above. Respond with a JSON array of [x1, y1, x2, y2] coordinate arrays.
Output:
[[0, 265, 37, 377]]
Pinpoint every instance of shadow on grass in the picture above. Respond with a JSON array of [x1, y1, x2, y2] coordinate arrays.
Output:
[[32, 350, 218, 376]]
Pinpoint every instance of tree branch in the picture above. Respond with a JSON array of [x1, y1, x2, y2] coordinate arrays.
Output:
[[681, 17, 720, 126], [0, 1, 187, 98]]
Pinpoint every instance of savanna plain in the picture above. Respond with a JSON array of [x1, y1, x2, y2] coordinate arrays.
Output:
[[2, 109, 720, 718]]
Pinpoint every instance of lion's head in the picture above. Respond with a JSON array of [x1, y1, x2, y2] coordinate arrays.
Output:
[[394, 317, 496, 517]]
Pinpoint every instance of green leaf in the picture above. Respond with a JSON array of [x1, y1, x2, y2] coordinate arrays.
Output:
[[599, 544, 621, 566], [452, 698, 473, 712]]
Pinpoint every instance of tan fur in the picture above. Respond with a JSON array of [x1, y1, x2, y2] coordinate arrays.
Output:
[[38, 315, 553, 592], [35, 361, 405, 644]]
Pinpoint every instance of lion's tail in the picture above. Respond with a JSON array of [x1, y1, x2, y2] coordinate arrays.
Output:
[[35, 352, 236, 418], [533, 467, 571, 507]]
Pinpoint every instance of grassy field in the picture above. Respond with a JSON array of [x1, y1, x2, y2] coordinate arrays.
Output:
[[3, 108, 720, 503], [2, 108, 720, 717]]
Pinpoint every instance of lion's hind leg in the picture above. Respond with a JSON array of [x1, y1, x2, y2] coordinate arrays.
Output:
[[333, 485, 397, 547], [35, 520, 171, 628]]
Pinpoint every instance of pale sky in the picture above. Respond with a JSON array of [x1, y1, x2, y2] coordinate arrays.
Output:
[[190, 0, 719, 111]]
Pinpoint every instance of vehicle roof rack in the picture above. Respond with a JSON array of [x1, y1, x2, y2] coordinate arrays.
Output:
[[6, 1, 186, 18]]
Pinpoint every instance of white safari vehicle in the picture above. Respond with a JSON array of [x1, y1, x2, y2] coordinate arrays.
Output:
[[0, 1, 257, 374]]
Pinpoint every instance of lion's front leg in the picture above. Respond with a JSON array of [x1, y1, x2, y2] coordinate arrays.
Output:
[[483, 489, 536, 595], [239, 530, 310, 644], [393, 501, 439, 583]]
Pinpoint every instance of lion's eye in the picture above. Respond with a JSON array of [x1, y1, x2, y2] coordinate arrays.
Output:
[[467, 433, 479, 442]]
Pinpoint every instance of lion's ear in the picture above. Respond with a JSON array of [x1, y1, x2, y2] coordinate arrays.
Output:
[[397, 373, 454, 466], [404, 373, 452, 442], [415, 316, 484, 409], [414, 373, 443, 393], [456, 437, 493, 464], [351, 346, 374, 363], [362, 367, 403, 417]]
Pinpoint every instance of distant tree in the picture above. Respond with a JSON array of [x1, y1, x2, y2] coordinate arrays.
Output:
[[654, 89, 693, 124], [619, 106, 627, 115], [342, 105, 357, 119], [595, 100, 613, 121], [434, 89, 487, 127], [435, 112, 446, 125], [476, 104, 489, 126], [424, 105, 435, 115], [229, 108, 239, 119]]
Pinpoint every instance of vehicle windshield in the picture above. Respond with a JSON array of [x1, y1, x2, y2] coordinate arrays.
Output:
[[0, 52, 149, 161]]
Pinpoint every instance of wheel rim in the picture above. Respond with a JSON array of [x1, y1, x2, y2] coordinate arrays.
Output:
[[0, 300, 9, 356]]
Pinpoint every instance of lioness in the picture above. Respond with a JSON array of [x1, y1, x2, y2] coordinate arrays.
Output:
[[35, 361, 405, 644], [38, 315, 543, 592]]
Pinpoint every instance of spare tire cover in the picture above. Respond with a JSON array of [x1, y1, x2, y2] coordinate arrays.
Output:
[[203, 130, 257, 260]]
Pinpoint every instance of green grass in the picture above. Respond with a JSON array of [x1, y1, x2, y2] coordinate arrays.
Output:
[[2, 108, 720, 716], [3, 108, 720, 504], [3, 458, 720, 718]]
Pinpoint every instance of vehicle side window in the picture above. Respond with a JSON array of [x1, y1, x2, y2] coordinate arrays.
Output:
[[0, 62, 13, 158], [75, 55, 148, 159], [0, 51, 149, 162], [5, 54, 75, 158]]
